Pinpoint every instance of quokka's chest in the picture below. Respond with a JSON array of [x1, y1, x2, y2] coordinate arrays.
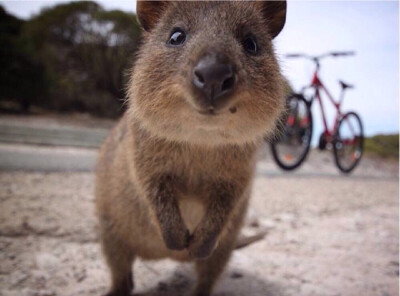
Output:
[[178, 195, 206, 234]]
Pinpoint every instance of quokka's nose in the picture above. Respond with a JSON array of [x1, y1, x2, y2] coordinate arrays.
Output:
[[192, 54, 235, 107]]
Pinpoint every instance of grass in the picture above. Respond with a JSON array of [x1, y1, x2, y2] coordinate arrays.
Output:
[[364, 134, 399, 159]]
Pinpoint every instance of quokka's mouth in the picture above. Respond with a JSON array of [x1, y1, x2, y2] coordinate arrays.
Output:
[[196, 106, 237, 116], [198, 108, 217, 116]]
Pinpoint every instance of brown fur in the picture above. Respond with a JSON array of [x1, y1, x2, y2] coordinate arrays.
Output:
[[95, 1, 286, 296]]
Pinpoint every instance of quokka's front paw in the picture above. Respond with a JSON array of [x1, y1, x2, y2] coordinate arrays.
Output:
[[161, 222, 190, 251], [188, 230, 218, 259]]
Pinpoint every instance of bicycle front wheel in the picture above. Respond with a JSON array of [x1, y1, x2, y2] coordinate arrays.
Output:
[[270, 95, 313, 170], [333, 111, 364, 173]]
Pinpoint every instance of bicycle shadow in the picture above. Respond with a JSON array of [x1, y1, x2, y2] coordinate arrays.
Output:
[[133, 265, 288, 296]]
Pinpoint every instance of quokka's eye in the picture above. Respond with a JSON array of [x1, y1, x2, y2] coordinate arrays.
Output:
[[243, 35, 258, 55], [168, 29, 186, 46]]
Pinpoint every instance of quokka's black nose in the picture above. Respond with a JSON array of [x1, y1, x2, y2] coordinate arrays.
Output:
[[192, 54, 235, 107]]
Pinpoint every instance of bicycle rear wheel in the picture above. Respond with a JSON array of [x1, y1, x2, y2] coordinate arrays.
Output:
[[270, 95, 313, 170], [333, 111, 364, 173]]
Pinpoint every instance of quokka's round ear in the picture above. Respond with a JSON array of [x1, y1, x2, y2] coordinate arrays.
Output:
[[136, 1, 169, 32], [258, 1, 287, 39]]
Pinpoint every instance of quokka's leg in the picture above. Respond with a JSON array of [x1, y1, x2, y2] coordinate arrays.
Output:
[[192, 236, 236, 296], [100, 225, 135, 296]]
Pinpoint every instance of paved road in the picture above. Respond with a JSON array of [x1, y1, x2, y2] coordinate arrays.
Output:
[[1, 142, 398, 185], [0, 117, 104, 171], [0, 143, 97, 172], [0, 120, 108, 148], [0, 116, 397, 179]]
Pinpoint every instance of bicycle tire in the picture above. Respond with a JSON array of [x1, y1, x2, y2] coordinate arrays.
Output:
[[333, 111, 364, 173], [270, 95, 313, 170]]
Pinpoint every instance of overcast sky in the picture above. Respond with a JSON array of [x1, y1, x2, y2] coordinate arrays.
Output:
[[1, 0, 399, 138]]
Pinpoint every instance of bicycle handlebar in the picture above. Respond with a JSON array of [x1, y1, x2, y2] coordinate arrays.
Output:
[[285, 53, 304, 58], [328, 51, 355, 57], [285, 51, 355, 61]]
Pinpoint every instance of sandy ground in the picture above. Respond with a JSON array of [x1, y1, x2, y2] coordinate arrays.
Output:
[[0, 150, 398, 296]]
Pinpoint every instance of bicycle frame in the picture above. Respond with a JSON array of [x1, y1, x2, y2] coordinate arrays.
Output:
[[303, 65, 350, 142]]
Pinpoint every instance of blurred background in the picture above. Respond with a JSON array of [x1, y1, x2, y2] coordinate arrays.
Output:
[[0, 1, 398, 296], [0, 0, 398, 153]]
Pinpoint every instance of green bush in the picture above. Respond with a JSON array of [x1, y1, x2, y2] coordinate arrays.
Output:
[[0, 2, 141, 118], [364, 134, 399, 159], [0, 6, 47, 111]]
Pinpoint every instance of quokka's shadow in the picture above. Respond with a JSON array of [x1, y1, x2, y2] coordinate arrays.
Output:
[[133, 265, 288, 296]]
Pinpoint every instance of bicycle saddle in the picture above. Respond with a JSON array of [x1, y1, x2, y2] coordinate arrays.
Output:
[[339, 80, 354, 89]]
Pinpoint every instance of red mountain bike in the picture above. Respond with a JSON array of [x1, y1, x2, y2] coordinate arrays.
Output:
[[270, 52, 364, 173]]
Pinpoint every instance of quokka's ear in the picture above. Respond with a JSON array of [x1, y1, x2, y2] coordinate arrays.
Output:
[[258, 1, 287, 39], [136, 1, 169, 32]]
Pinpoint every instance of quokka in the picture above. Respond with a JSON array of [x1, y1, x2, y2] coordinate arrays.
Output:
[[96, 1, 287, 295]]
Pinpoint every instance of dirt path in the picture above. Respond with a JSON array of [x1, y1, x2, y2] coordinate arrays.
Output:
[[0, 155, 398, 296]]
